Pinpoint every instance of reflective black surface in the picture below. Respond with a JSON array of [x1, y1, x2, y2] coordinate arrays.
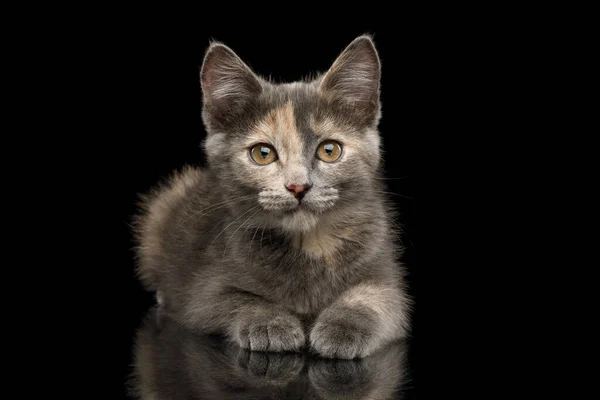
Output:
[[128, 307, 414, 399]]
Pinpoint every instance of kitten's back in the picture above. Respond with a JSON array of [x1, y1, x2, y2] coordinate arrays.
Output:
[[132, 165, 209, 290]]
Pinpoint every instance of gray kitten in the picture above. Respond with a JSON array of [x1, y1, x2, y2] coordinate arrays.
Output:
[[133, 35, 412, 359]]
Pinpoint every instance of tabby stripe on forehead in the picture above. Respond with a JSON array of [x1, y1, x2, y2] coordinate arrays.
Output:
[[253, 102, 303, 155]]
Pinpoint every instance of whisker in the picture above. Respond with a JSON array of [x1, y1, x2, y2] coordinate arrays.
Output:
[[267, 225, 275, 248], [374, 176, 410, 181], [179, 195, 254, 227], [189, 195, 252, 217], [248, 220, 262, 264], [221, 206, 261, 267], [259, 223, 266, 261], [205, 206, 262, 253], [376, 191, 415, 201], [193, 212, 232, 263]]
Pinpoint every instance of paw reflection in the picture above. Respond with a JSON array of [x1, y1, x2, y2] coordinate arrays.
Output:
[[309, 359, 371, 395], [235, 349, 305, 385], [129, 307, 410, 399], [308, 343, 407, 400]]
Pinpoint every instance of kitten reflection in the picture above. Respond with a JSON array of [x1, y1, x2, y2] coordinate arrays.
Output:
[[129, 307, 409, 399]]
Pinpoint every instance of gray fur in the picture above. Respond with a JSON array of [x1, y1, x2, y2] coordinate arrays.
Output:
[[132, 35, 412, 359]]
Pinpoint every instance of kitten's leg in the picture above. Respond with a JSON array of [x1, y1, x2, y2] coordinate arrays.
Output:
[[184, 290, 306, 352], [309, 282, 410, 359]]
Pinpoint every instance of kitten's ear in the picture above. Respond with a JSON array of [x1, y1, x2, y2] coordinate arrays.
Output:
[[200, 42, 262, 128], [319, 35, 381, 124]]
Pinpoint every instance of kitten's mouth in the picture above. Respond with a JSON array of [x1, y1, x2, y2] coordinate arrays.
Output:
[[283, 205, 300, 214], [283, 201, 305, 215]]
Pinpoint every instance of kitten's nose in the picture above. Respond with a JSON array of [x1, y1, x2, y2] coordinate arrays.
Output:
[[285, 183, 311, 200]]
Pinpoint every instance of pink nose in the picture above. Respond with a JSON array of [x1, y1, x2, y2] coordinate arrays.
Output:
[[285, 183, 311, 199]]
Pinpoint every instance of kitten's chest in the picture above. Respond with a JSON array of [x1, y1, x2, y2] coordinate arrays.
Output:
[[233, 228, 366, 315], [254, 253, 354, 316]]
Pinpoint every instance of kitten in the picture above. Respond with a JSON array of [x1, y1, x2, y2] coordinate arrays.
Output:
[[133, 35, 412, 359]]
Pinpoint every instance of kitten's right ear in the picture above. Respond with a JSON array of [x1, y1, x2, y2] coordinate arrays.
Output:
[[319, 35, 381, 126], [200, 42, 262, 128]]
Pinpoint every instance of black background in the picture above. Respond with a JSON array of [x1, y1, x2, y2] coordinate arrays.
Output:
[[78, 23, 421, 398], [40, 8, 550, 398]]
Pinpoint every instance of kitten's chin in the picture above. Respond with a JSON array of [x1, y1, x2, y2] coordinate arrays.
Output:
[[277, 209, 320, 233]]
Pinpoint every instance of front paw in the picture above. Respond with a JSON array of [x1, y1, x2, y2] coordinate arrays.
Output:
[[233, 311, 305, 352], [310, 308, 375, 359]]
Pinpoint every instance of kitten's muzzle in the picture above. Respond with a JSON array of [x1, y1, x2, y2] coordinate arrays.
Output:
[[285, 183, 312, 200]]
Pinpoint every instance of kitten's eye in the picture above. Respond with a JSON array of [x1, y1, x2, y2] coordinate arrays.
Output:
[[316, 140, 343, 162], [250, 143, 278, 165]]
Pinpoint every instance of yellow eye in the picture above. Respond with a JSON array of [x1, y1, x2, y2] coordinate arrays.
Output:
[[250, 143, 278, 165], [316, 140, 342, 162]]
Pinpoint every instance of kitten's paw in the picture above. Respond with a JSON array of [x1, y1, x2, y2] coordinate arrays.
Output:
[[234, 312, 305, 352], [310, 308, 376, 359]]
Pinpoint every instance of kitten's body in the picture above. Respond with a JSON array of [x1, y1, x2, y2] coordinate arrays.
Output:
[[133, 36, 411, 359]]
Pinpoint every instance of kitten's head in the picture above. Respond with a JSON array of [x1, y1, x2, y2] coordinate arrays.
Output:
[[200, 35, 383, 233]]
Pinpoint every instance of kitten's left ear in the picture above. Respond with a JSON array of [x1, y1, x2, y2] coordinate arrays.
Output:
[[319, 35, 381, 124], [200, 41, 262, 129]]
